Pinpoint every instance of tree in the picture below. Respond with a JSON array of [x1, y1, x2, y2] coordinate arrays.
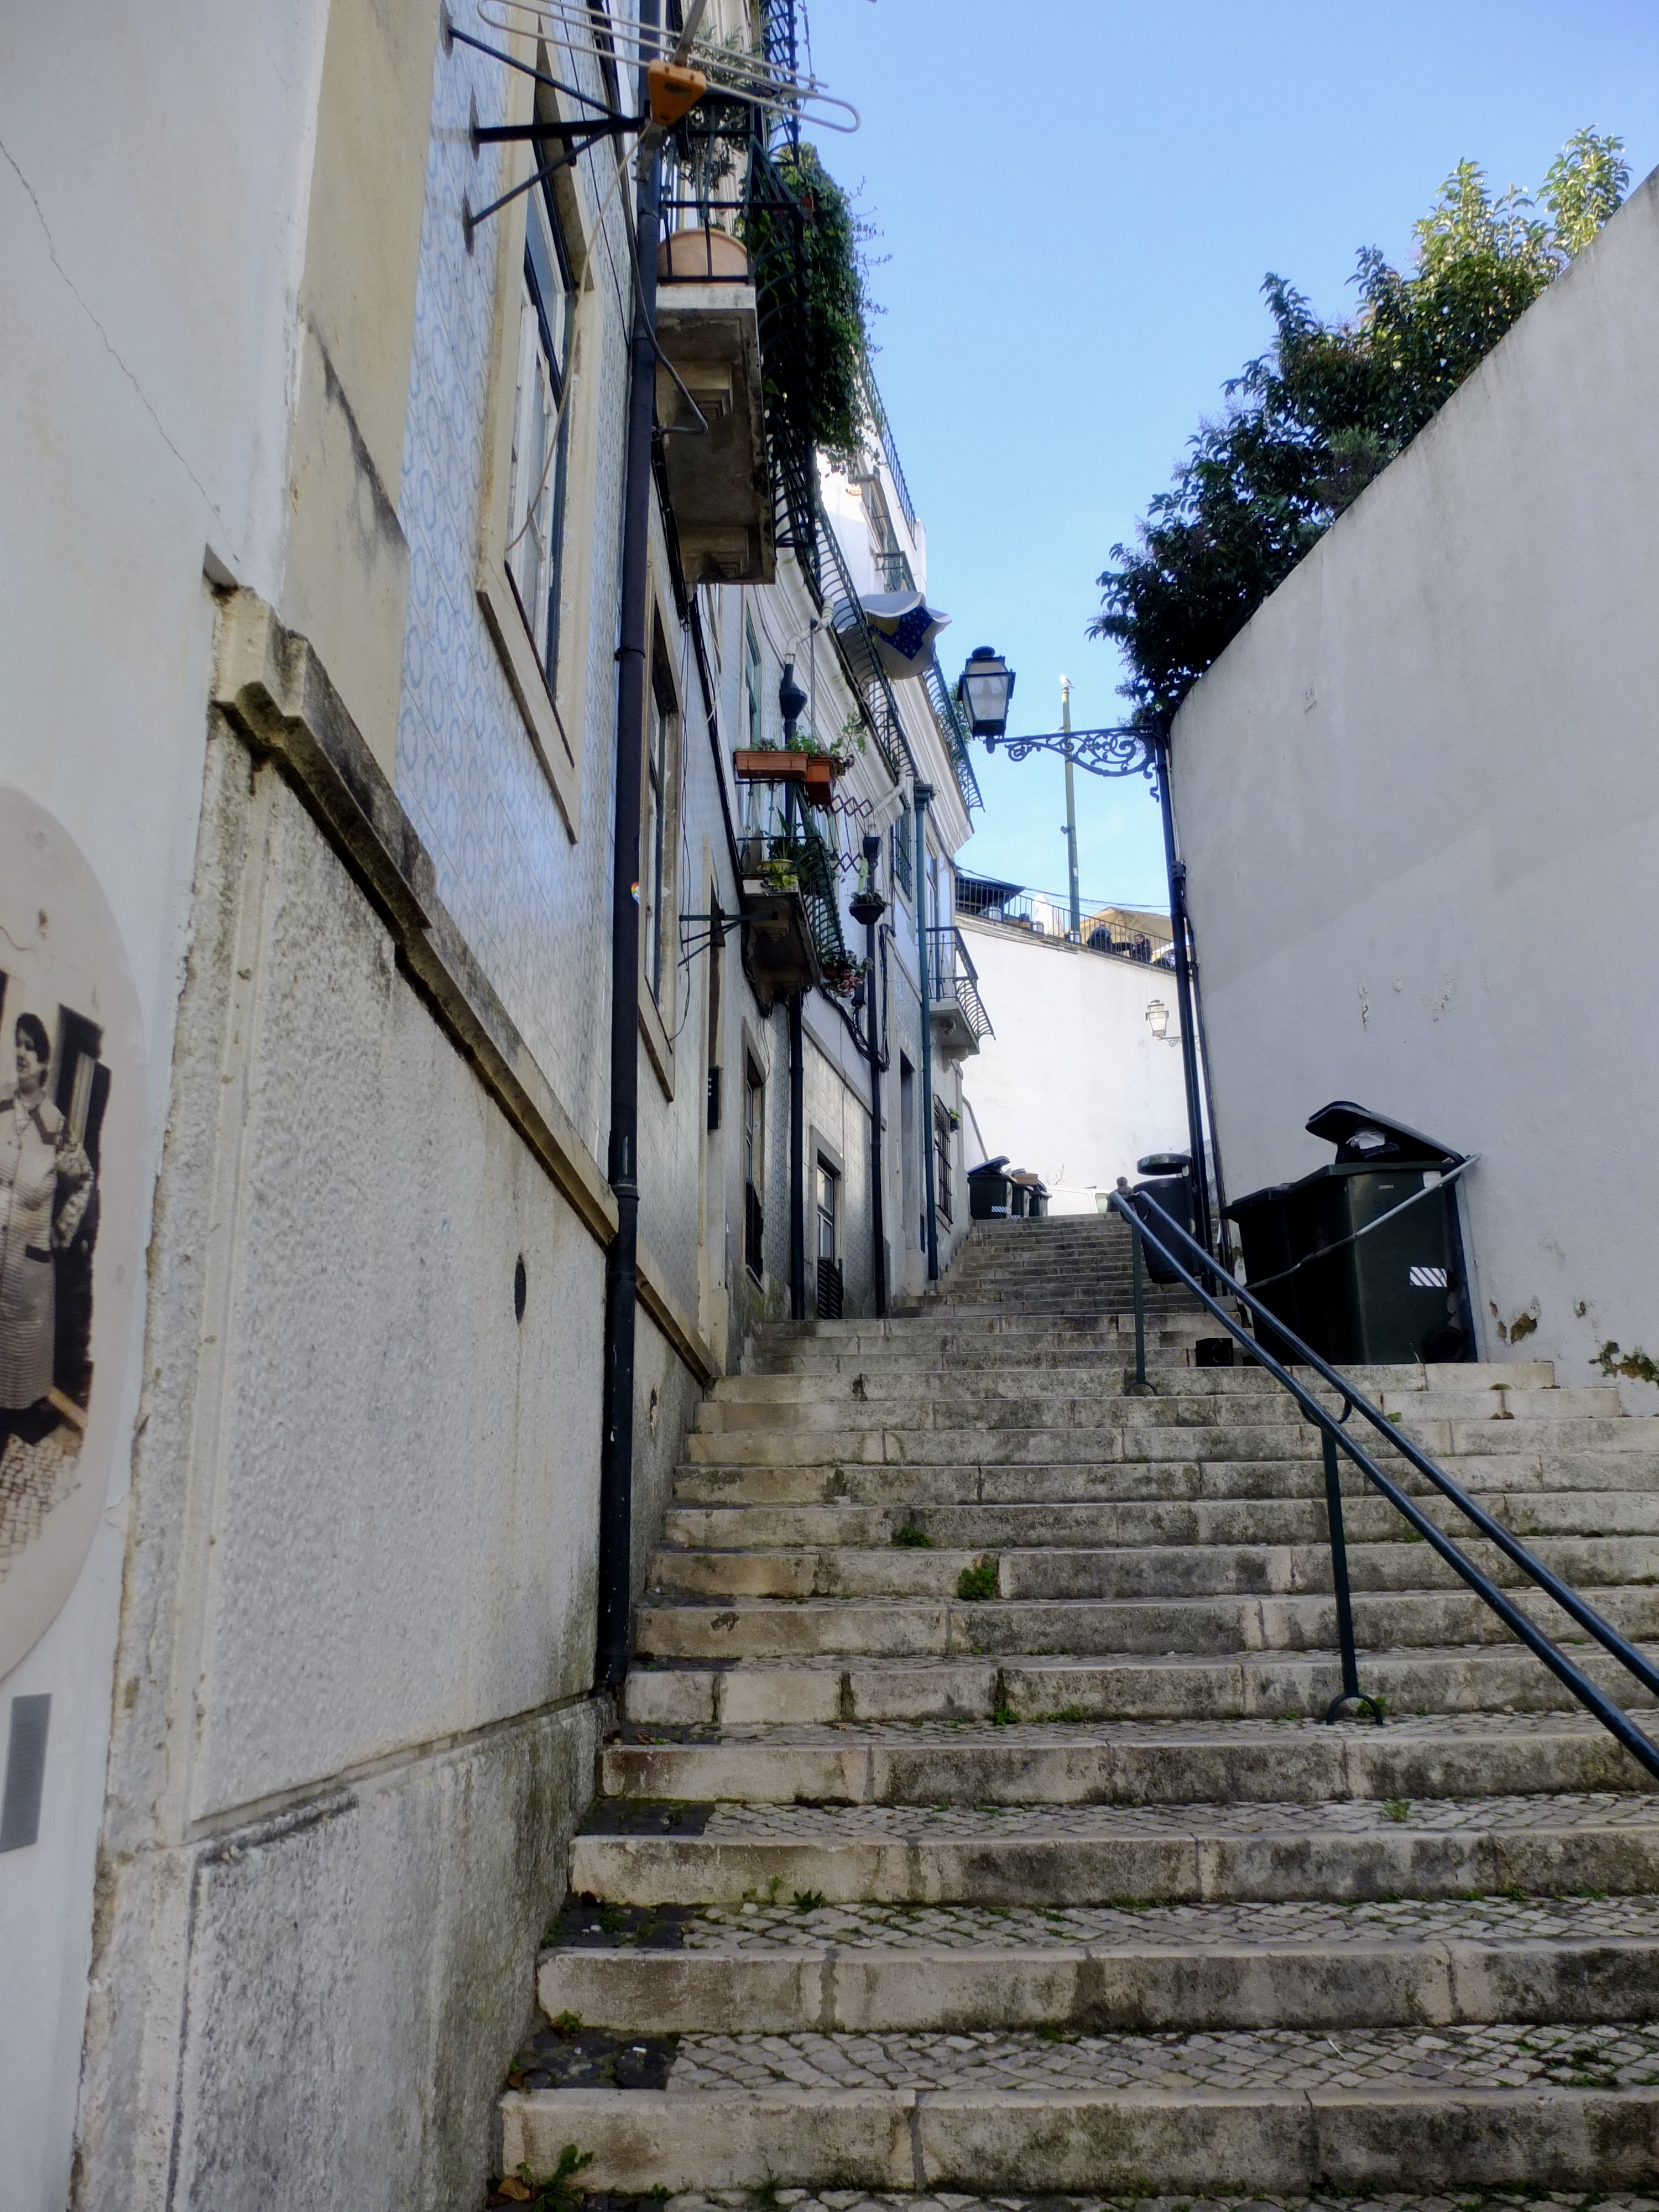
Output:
[[1092, 131, 1630, 722]]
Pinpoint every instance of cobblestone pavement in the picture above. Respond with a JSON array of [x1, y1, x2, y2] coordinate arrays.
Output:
[[664, 2021, 1659, 2097], [701, 1793, 1659, 1841], [642, 2195, 1659, 2212], [672, 1894, 1659, 1953]]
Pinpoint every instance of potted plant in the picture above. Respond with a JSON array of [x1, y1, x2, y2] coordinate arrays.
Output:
[[820, 954, 864, 1001]]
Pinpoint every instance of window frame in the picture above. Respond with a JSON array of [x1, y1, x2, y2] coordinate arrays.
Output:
[[476, 45, 596, 840]]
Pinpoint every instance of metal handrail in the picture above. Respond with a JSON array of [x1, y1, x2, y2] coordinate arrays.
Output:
[[1109, 1187, 1659, 1780]]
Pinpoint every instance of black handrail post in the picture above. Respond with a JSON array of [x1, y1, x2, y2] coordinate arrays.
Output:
[[1152, 728, 1213, 1257], [1131, 1213, 1147, 1391], [1322, 1428, 1382, 1723]]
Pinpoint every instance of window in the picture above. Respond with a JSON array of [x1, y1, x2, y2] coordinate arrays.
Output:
[[815, 1158, 843, 1319], [891, 805, 912, 898], [935, 1100, 954, 1227], [641, 661, 679, 1006], [816, 1160, 837, 1262], [743, 1058, 765, 1280], [476, 90, 590, 836], [744, 617, 764, 749], [505, 175, 576, 690]]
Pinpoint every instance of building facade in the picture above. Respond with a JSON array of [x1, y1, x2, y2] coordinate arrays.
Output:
[[0, 4, 984, 2206], [954, 881, 1190, 1211]]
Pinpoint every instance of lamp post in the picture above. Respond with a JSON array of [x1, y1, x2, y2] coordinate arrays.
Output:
[[849, 833, 888, 1316], [966, 652, 1218, 1258], [1060, 676, 1081, 941]]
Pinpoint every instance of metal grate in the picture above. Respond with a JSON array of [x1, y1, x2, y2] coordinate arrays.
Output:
[[816, 1255, 844, 1318]]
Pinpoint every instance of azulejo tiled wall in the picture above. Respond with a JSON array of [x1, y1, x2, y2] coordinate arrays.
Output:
[[394, 2, 629, 1168]]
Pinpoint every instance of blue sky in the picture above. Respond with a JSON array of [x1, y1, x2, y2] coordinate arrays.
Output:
[[801, 0, 1659, 907]]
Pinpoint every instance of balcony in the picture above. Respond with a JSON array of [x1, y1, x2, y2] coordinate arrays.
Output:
[[925, 926, 993, 1059], [735, 774, 852, 1006], [654, 229, 774, 583]]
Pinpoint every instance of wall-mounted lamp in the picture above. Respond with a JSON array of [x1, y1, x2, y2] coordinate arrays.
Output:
[[957, 646, 1015, 739], [1145, 998, 1170, 1041]]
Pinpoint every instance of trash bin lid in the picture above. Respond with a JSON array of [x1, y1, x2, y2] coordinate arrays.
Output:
[[967, 1155, 1010, 1180], [1305, 1101, 1462, 1168], [1136, 1152, 1191, 1176]]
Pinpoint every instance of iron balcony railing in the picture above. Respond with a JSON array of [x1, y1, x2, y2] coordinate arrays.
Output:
[[921, 655, 983, 811], [818, 507, 915, 787], [1110, 1186, 1659, 1780], [734, 774, 852, 977], [862, 364, 918, 536], [958, 880, 1176, 965], [925, 925, 993, 1044]]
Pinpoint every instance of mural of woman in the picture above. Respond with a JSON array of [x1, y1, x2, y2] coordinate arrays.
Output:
[[0, 1011, 94, 1441]]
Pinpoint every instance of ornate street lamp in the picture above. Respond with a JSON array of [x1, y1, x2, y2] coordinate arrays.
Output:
[[957, 647, 1015, 739], [962, 650, 1220, 1256]]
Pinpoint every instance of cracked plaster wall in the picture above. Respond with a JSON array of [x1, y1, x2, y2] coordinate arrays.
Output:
[[1171, 168, 1659, 1379]]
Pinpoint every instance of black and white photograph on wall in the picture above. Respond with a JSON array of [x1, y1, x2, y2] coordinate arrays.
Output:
[[0, 977, 107, 1583]]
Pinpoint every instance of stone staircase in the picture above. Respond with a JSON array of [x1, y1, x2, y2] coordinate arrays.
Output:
[[500, 1215, 1659, 2201]]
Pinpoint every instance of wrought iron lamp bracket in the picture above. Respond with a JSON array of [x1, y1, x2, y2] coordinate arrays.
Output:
[[987, 725, 1165, 796]]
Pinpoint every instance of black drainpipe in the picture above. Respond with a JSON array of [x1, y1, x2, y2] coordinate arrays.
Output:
[[596, 4, 661, 1692], [914, 781, 940, 1281]]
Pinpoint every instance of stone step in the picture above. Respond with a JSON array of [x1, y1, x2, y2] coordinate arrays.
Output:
[[567, 1792, 1659, 1908], [711, 1362, 1558, 1402], [645, 1535, 1659, 1605], [601, 1713, 1659, 1808], [538, 1891, 1659, 2034], [697, 1389, 1626, 1432], [683, 1420, 1652, 1468], [501, 2038, 1659, 2194], [622, 1642, 1659, 1728], [633, 1584, 1659, 1663], [662, 1490, 1659, 1553], [672, 1451, 1659, 1509]]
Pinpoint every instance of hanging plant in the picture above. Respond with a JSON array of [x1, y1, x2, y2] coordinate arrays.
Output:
[[744, 142, 879, 470]]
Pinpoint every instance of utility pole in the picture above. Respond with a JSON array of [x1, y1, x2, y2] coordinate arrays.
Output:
[[1061, 676, 1081, 941]]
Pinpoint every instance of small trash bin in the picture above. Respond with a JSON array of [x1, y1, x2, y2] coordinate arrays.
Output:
[[1008, 1170, 1049, 1218], [968, 1156, 1013, 1220], [1229, 1103, 1470, 1365], [1128, 1151, 1191, 1284]]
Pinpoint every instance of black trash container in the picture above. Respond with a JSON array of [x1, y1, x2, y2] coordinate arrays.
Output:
[[1229, 1104, 1470, 1365], [1223, 1182, 1301, 1364], [968, 1156, 1013, 1220], [1128, 1151, 1192, 1284], [1293, 1103, 1469, 1364]]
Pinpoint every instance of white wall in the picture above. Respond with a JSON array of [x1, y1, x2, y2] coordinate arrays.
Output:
[[960, 919, 1190, 1211], [1171, 169, 1659, 1372], [0, 8, 327, 2206]]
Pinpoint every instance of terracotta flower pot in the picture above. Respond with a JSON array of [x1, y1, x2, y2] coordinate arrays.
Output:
[[734, 750, 808, 783], [804, 758, 836, 805]]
